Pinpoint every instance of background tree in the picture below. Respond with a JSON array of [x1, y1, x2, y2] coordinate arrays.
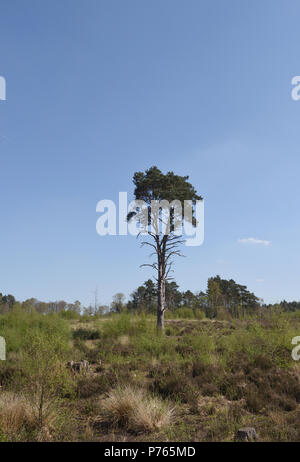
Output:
[[69, 300, 82, 314], [111, 293, 126, 313], [127, 166, 202, 330], [207, 277, 222, 318], [182, 289, 197, 308], [0, 294, 16, 313], [128, 279, 157, 313], [206, 275, 259, 318], [165, 281, 182, 311]]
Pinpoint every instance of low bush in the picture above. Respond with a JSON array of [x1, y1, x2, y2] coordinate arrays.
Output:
[[58, 310, 81, 320], [149, 364, 198, 404], [0, 309, 70, 354], [76, 375, 111, 399], [73, 328, 100, 340]]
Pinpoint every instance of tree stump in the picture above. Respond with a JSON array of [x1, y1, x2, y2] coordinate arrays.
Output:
[[235, 427, 258, 442]]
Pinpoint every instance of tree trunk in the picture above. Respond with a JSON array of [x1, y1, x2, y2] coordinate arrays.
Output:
[[39, 386, 44, 428], [156, 236, 167, 331], [157, 275, 165, 331]]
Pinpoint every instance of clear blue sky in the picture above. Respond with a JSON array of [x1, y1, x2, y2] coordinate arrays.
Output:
[[0, 0, 300, 306]]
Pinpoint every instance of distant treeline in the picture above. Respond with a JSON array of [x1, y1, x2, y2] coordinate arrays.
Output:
[[0, 293, 107, 317], [1, 275, 299, 319], [263, 300, 300, 313]]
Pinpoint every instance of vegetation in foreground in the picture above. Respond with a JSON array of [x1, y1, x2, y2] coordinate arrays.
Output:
[[0, 309, 299, 442]]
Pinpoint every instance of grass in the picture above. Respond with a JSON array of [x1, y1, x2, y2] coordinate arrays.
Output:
[[0, 391, 73, 441], [100, 385, 174, 433], [0, 309, 299, 441], [0, 392, 36, 440]]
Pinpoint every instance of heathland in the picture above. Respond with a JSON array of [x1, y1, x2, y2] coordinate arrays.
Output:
[[0, 307, 299, 442]]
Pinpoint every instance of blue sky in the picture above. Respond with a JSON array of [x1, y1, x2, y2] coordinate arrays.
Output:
[[0, 0, 300, 306]]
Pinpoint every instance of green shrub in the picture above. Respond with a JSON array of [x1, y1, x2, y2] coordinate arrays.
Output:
[[101, 313, 138, 338], [172, 307, 195, 319], [58, 310, 81, 320], [73, 328, 100, 340], [0, 309, 70, 354], [76, 375, 111, 398], [176, 332, 215, 363], [194, 309, 206, 320]]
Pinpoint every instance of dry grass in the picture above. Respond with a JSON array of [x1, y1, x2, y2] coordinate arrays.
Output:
[[0, 392, 61, 441], [100, 385, 175, 433], [101, 386, 139, 427], [197, 395, 231, 416], [0, 392, 35, 436], [1, 313, 300, 441], [130, 396, 174, 433], [118, 335, 130, 346]]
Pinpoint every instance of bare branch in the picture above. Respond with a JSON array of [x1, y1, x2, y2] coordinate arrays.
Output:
[[140, 263, 158, 271], [165, 251, 185, 263], [140, 241, 157, 251]]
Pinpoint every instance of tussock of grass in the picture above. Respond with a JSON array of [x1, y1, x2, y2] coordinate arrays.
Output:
[[0, 392, 35, 436], [0, 391, 75, 442], [100, 385, 174, 433], [130, 396, 174, 433], [0, 392, 60, 441]]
